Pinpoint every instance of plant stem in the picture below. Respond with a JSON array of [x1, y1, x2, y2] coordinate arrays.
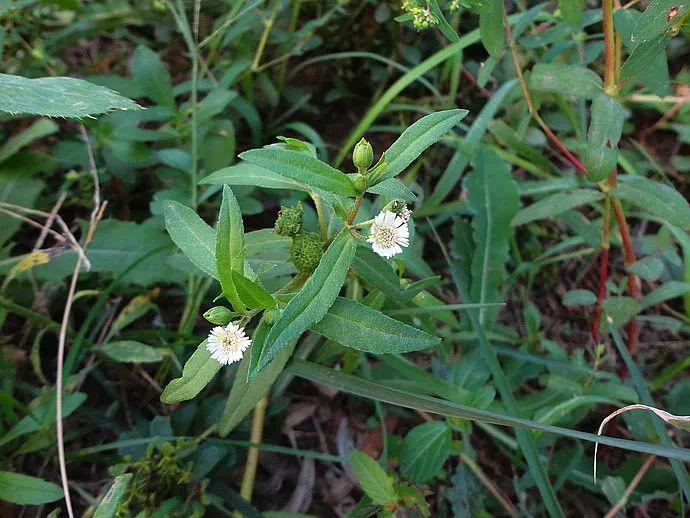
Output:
[[504, 10, 587, 175], [592, 194, 611, 339], [603, 0, 616, 92], [604, 455, 655, 518], [240, 395, 269, 502]]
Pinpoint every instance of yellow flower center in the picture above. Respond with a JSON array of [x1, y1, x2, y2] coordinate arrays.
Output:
[[373, 225, 396, 248]]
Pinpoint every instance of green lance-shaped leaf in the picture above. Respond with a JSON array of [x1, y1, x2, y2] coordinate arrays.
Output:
[[219, 316, 296, 435], [160, 340, 221, 404], [131, 45, 175, 108], [253, 230, 356, 375], [585, 93, 625, 182], [216, 185, 246, 312], [529, 63, 603, 99], [0, 73, 141, 118], [310, 297, 440, 354], [239, 146, 356, 196], [0, 471, 64, 505], [349, 450, 397, 506], [352, 245, 409, 301], [478, 0, 505, 58], [164, 200, 217, 278], [231, 270, 275, 309], [613, 175, 690, 229], [629, 0, 688, 47], [466, 146, 519, 326], [400, 421, 452, 484], [511, 189, 604, 226], [377, 109, 468, 183], [620, 35, 670, 97], [95, 340, 163, 363], [94, 474, 133, 518]]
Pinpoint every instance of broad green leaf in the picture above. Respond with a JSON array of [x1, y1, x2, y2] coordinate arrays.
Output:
[[196, 87, 237, 124], [0, 73, 140, 118], [585, 93, 624, 182], [560, 0, 584, 26], [366, 178, 416, 201], [95, 341, 163, 363], [37, 218, 177, 287], [160, 341, 221, 404], [310, 297, 440, 353], [512, 189, 603, 226], [466, 146, 519, 325], [254, 230, 356, 375], [0, 392, 86, 447], [131, 45, 175, 107], [630, 0, 688, 46], [0, 118, 58, 163], [400, 422, 451, 484], [620, 35, 670, 96], [349, 450, 397, 506], [219, 317, 296, 435], [231, 270, 275, 309], [0, 471, 63, 505], [562, 289, 597, 307], [378, 109, 467, 183], [216, 185, 246, 312], [94, 474, 133, 518], [352, 246, 409, 301], [479, 0, 505, 58], [602, 296, 640, 327], [529, 63, 603, 99], [641, 281, 690, 309], [289, 360, 690, 463], [164, 200, 217, 278], [613, 175, 690, 229], [239, 146, 356, 196], [628, 256, 664, 281], [201, 162, 309, 192]]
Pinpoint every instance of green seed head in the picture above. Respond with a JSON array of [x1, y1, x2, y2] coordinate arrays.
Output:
[[274, 202, 303, 237], [290, 232, 324, 273]]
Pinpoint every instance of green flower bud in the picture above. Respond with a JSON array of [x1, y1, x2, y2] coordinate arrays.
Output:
[[290, 232, 324, 273], [274, 202, 303, 237], [203, 306, 232, 325], [352, 138, 374, 172]]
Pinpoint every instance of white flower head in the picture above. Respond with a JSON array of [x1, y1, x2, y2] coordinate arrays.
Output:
[[367, 210, 409, 259], [206, 322, 251, 365]]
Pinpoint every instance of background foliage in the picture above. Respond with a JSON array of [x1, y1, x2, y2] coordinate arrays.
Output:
[[2, 0, 690, 516]]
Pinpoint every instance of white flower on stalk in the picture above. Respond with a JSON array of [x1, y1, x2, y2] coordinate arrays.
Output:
[[367, 210, 409, 259], [206, 322, 251, 365]]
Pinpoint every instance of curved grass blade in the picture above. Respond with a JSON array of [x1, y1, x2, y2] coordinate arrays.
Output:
[[288, 360, 690, 463]]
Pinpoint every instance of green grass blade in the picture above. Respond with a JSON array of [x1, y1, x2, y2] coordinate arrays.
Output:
[[287, 360, 690, 463], [609, 325, 690, 504]]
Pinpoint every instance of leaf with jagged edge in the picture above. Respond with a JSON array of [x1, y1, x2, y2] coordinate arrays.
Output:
[[0, 73, 140, 118]]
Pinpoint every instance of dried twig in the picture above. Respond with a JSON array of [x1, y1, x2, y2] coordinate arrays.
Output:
[[55, 125, 104, 518], [604, 455, 655, 518]]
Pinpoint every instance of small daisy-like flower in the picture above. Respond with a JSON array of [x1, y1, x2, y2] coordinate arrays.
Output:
[[206, 322, 251, 365], [367, 210, 409, 259]]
